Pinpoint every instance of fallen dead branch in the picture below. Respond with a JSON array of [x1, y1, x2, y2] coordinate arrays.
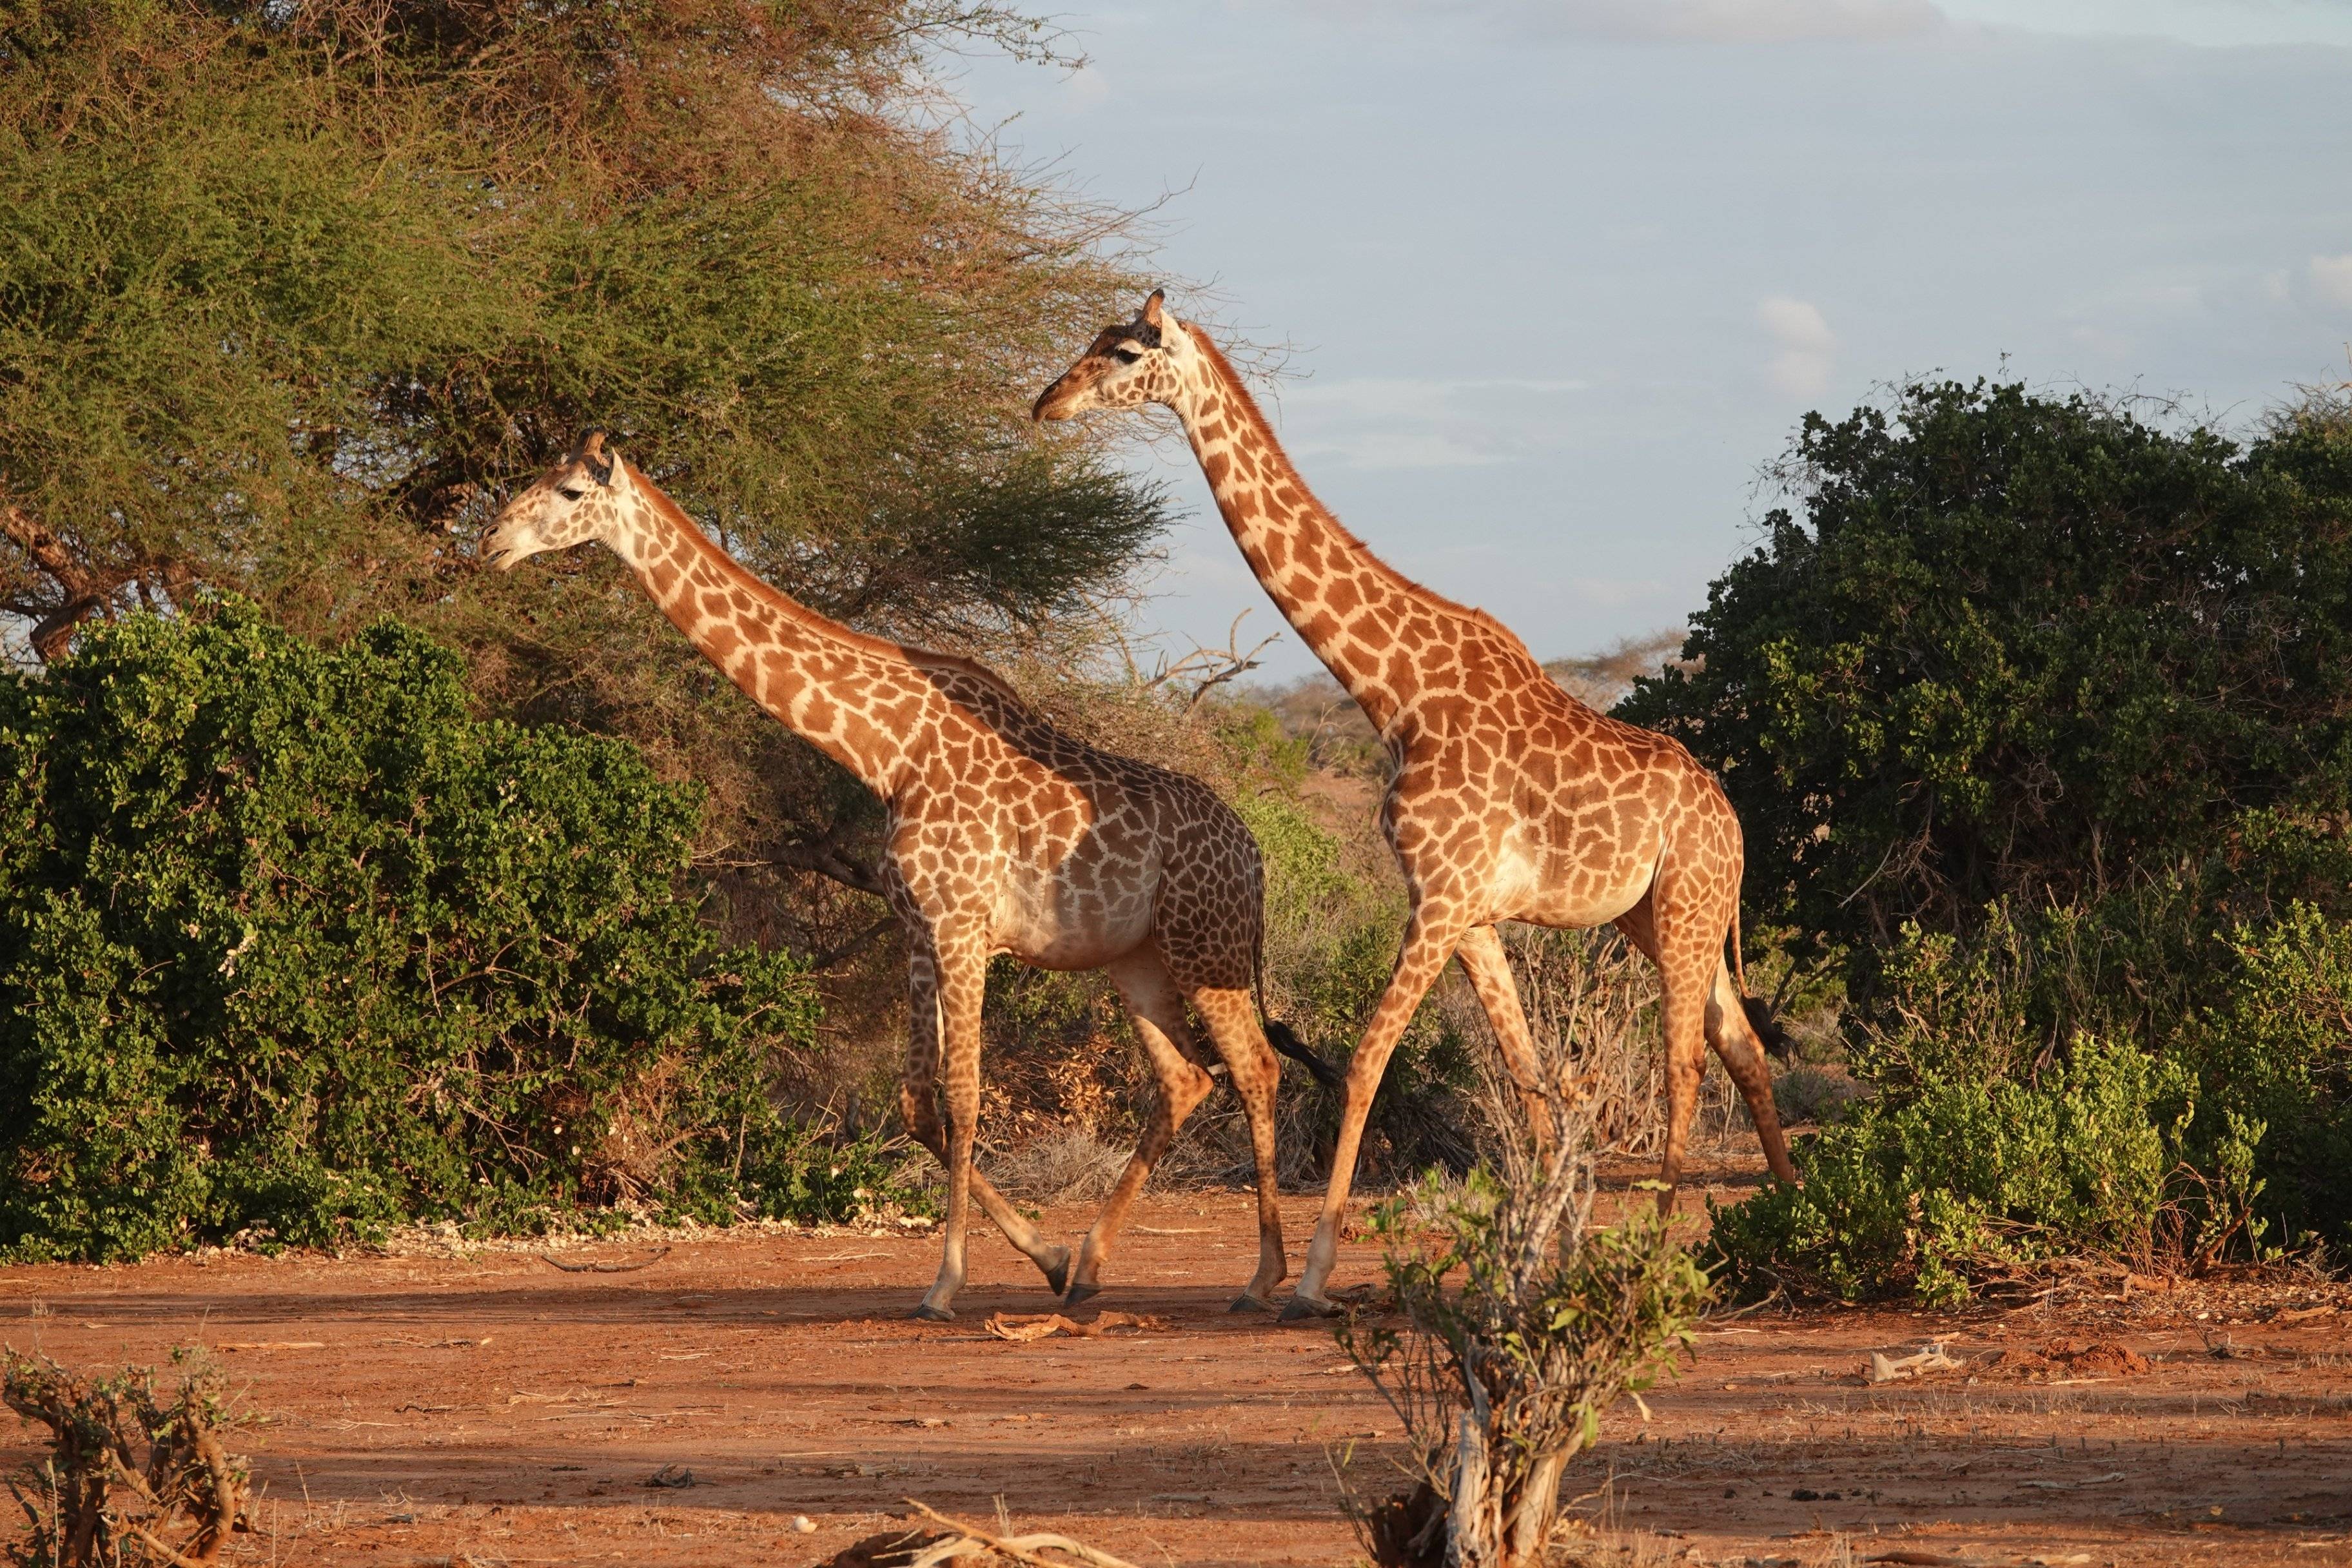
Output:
[[2, 1347, 255, 1566], [1866, 1343, 1961, 1384], [820, 1500, 1142, 1568], [535, 1246, 672, 1274], [981, 1312, 1168, 1343]]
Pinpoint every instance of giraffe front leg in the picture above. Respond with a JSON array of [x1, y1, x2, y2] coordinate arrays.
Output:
[[914, 932, 990, 1322], [898, 952, 1071, 1303], [1284, 904, 1469, 1322]]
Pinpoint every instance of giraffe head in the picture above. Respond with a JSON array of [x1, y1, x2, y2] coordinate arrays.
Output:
[[1032, 289, 1193, 422], [480, 430, 640, 570]]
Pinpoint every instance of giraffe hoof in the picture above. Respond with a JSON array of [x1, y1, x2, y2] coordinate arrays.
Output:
[[1278, 1293, 1340, 1323], [1038, 1246, 1072, 1298], [911, 1303, 956, 1323], [1228, 1293, 1273, 1315], [1061, 1279, 1102, 1309]]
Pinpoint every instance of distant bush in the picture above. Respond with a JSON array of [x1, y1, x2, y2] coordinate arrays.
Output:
[[0, 604, 901, 1262]]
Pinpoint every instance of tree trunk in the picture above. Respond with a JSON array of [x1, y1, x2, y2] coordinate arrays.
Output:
[[1445, 1407, 1496, 1568], [1505, 1446, 1573, 1563]]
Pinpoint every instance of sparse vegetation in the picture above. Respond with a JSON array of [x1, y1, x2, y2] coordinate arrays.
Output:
[[2, 1348, 251, 1567], [1337, 945, 1709, 1568]]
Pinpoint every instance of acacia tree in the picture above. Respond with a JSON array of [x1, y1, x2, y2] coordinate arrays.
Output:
[[1, 0, 1170, 936], [1620, 381, 2352, 977]]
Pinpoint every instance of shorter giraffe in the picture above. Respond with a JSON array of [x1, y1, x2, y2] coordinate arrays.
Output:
[[484, 431, 1340, 1320]]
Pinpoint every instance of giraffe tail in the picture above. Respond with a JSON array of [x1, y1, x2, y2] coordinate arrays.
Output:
[[1254, 927, 1344, 1092], [1729, 899, 1794, 1064]]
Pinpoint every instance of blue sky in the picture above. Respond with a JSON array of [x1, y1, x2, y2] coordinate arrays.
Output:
[[956, 1, 2352, 680]]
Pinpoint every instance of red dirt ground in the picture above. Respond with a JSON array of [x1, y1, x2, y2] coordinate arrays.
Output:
[[2, 1162, 2348, 1567]]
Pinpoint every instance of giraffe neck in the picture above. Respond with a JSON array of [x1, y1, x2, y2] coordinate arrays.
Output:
[[606, 466, 930, 799], [1172, 326, 1428, 734]]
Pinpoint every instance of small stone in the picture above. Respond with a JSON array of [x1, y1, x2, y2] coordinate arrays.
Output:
[[789, 1515, 817, 1534]]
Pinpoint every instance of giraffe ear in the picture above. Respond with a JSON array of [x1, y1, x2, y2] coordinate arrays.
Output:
[[577, 428, 615, 487], [1141, 289, 1166, 329]]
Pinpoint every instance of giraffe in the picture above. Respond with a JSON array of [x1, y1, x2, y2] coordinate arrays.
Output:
[[1035, 293, 1800, 1319], [482, 431, 1342, 1320]]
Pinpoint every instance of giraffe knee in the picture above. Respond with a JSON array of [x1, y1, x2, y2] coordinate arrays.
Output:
[[899, 1088, 944, 1145], [1170, 1063, 1217, 1121]]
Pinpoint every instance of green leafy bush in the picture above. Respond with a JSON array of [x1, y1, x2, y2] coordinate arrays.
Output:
[[1707, 1035, 2180, 1306], [0, 604, 897, 1261], [1622, 380, 2352, 968], [2183, 903, 2352, 1246]]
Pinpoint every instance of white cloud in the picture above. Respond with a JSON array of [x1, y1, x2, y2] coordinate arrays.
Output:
[[1757, 296, 1836, 397], [2310, 253, 2352, 311], [1278, 375, 1594, 471], [1320, 0, 1946, 44], [1060, 64, 1112, 112]]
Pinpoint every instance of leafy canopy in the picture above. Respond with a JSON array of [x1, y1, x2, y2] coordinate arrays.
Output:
[[1621, 381, 2352, 965], [0, 0, 1168, 656]]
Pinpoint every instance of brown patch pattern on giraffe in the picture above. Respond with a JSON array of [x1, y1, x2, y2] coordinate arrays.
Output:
[[482, 431, 1335, 1320], [1037, 292, 1799, 1318]]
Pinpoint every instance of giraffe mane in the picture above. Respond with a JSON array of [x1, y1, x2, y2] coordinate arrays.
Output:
[[1180, 325, 1537, 665], [628, 461, 1034, 709]]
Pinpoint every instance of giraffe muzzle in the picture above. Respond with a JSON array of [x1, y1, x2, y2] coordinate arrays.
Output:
[[1032, 376, 1080, 422]]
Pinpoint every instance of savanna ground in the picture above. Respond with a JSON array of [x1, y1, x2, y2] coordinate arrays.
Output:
[[5, 1161, 2346, 1568]]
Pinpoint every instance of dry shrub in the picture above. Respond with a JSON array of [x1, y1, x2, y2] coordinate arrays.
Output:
[[1337, 960, 1711, 1568], [1436, 925, 1758, 1166], [1, 1349, 253, 1567], [982, 1128, 1133, 1206]]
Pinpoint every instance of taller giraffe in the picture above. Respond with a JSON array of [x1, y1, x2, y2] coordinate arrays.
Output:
[[1037, 293, 1799, 1318], [483, 431, 1340, 1320]]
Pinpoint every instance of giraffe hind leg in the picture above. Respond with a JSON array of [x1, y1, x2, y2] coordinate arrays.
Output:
[[1707, 958, 1799, 1184], [1188, 984, 1289, 1311], [1064, 948, 1218, 1308]]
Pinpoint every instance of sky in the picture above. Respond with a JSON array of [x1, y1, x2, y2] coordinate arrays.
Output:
[[953, 0, 2352, 680]]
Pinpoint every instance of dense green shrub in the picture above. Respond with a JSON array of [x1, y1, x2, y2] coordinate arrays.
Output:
[[1628, 382, 2352, 1284], [0, 604, 899, 1261], [1707, 1035, 2182, 1305], [1707, 883, 2352, 1297], [1622, 380, 2352, 969], [2182, 904, 2352, 1245]]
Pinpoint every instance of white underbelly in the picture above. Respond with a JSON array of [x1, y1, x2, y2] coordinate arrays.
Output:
[[992, 867, 1156, 970], [1492, 835, 1660, 931]]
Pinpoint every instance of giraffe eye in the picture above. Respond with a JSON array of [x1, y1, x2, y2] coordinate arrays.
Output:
[[558, 486, 585, 501], [1112, 348, 1142, 364]]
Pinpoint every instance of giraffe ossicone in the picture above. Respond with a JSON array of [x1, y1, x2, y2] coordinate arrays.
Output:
[[483, 431, 1341, 1320], [1038, 292, 1801, 1321]]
